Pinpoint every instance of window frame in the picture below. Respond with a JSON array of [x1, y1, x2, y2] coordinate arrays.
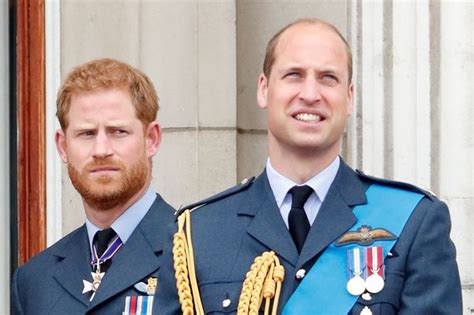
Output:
[[14, 0, 47, 266]]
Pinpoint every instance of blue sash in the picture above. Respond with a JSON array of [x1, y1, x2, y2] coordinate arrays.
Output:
[[283, 184, 424, 314]]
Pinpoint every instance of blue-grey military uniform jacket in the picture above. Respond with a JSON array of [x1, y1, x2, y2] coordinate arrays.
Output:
[[11, 193, 175, 314], [156, 160, 462, 314]]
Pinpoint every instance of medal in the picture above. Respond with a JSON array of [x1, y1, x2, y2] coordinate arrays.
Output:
[[366, 273, 384, 293], [82, 234, 123, 300], [365, 246, 385, 293], [82, 260, 105, 301], [347, 275, 365, 296], [346, 248, 366, 296], [82, 270, 105, 301]]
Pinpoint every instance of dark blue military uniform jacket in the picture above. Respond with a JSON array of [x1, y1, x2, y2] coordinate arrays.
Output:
[[156, 160, 462, 314], [11, 193, 175, 314]]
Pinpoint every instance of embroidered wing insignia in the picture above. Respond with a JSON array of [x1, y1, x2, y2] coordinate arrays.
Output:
[[134, 277, 158, 295], [134, 282, 148, 294], [335, 225, 397, 247]]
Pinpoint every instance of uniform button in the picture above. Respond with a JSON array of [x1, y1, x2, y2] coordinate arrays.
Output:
[[361, 306, 373, 315], [295, 269, 306, 280], [241, 178, 249, 185], [222, 298, 231, 308]]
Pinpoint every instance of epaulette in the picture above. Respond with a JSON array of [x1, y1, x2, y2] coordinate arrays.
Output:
[[174, 176, 256, 218], [355, 169, 435, 200]]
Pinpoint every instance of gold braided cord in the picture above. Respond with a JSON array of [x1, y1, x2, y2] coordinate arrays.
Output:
[[173, 209, 285, 315], [173, 213, 193, 314], [237, 251, 285, 315], [173, 210, 204, 315], [185, 210, 204, 314]]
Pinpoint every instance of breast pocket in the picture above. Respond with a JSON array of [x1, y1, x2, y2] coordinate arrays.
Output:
[[350, 272, 404, 315]]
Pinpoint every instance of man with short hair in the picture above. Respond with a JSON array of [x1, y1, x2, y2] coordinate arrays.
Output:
[[12, 58, 174, 314], [156, 19, 462, 314]]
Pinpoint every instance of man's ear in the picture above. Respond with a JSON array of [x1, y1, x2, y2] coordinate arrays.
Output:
[[145, 121, 161, 158], [55, 129, 68, 163], [257, 73, 269, 109], [347, 82, 354, 116]]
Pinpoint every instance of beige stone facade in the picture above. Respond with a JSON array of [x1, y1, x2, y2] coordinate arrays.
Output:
[[50, 1, 473, 312]]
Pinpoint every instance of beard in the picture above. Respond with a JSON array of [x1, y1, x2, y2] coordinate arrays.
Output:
[[68, 155, 149, 211]]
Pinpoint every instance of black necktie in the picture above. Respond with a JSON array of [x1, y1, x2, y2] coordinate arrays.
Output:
[[288, 185, 313, 253], [93, 228, 117, 272]]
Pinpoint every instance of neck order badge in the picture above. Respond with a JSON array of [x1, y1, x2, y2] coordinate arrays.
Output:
[[82, 230, 123, 301], [282, 184, 423, 314]]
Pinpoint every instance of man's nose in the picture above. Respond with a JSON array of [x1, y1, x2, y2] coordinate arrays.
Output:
[[92, 131, 113, 158], [298, 77, 322, 104]]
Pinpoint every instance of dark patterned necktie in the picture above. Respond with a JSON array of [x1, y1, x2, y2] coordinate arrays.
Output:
[[288, 185, 313, 253], [93, 228, 117, 272]]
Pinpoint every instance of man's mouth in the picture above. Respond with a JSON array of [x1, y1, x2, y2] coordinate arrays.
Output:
[[90, 167, 120, 173], [294, 112, 322, 123]]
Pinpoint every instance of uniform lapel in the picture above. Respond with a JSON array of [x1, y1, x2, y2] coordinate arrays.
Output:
[[52, 225, 92, 307], [297, 160, 368, 268], [240, 172, 299, 267], [87, 196, 169, 310]]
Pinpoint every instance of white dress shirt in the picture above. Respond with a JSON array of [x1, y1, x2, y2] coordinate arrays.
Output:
[[265, 156, 340, 228]]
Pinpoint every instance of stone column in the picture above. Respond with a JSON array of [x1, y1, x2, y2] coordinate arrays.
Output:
[[438, 1, 473, 308], [349, 0, 473, 309]]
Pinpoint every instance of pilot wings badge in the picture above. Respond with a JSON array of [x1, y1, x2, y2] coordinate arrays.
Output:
[[335, 225, 396, 247], [134, 277, 158, 296]]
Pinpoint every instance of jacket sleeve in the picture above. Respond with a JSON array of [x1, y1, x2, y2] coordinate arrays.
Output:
[[11, 268, 25, 315], [399, 198, 462, 314]]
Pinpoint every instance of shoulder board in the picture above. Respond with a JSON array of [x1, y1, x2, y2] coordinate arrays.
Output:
[[174, 176, 256, 217], [355, 170, 435, 200]]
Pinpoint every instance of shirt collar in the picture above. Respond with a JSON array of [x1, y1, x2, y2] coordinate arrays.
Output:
[[85, 185, 157, 253], [266, 156, 340, 207]]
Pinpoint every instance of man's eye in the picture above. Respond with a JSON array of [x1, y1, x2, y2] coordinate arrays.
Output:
[[284, 72, 300, 78], [322, 74, 338, 82], [112, 129, 128, 135], [79, 131, 95, 137]]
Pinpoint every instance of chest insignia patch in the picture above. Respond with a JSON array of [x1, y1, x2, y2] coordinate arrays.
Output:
[[134, 277, 158, 296], [335, 225, 396, 247]]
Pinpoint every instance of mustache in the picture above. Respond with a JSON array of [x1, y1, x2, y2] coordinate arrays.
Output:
[[83, 158, 125, 172]]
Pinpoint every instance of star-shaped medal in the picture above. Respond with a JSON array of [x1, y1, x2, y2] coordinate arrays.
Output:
[[82, 271, 105, 301]]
